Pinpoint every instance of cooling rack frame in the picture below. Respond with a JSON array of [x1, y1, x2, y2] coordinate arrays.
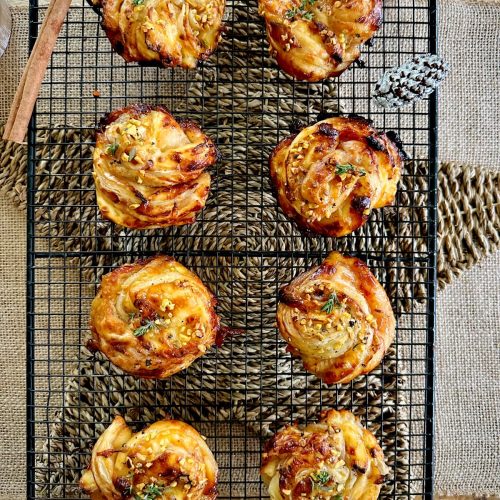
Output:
[[27, 0, 438, 497]]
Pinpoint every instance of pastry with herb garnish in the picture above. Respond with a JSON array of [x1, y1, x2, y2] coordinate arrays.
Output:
[[94, 104, 219, 229], [89, 0, 226, 68], [261, 409, 388, 499], [80, 415, 218, 499], [93, 104, 219, 229], [276, 252, 395, 384], [270, 115, 405, 237], [88, 256, 220, 379], [258, 0, 381, 81]]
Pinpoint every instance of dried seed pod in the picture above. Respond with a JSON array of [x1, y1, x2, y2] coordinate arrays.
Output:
[[372, 53, 450, 109]]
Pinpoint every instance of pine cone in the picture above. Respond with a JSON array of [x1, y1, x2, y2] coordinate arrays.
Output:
[[372, 54, 450, 109]]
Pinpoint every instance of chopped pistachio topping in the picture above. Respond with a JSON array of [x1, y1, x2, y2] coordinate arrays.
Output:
[[128, 147, 137, 161]]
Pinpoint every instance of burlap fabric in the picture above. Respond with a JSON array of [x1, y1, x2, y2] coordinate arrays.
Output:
[[0, 2, 498, 499]]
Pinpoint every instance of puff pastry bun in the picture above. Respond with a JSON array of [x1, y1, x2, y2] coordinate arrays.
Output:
[[261, 409, 388, 500], [90, 0, 226, 68], [89, 255, 220, 379], [276, 252, 395, 384], [258, 0, 381, 81], [80, 415, 218, 499], [270, 115, 404, 237], [94, 104, 218, 229]]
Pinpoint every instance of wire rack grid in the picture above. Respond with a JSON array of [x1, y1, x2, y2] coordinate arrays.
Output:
[[27, 0, 437, 498]]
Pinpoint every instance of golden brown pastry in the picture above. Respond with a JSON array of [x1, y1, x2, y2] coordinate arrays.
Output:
[[89, 255, 220, 379], [261, 409, 388, 500], [90, 0, 226, 68], [276, 252, 395, 384], [270, 115, 404, 237], [80, 415, 218, 499], [258, 0, 381, 81], [93, 104, 218, 229]]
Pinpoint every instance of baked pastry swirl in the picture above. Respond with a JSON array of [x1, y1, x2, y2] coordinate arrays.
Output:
[[90, 0, 226, 68], [276, 252, 395, 384], [94, 104, 218, 229], [261, 409, 388, 500], [258, 0, 382, 81], [80, 415, 218, 499], [270, 115, 404, 237], [89, 255, 220, 379]]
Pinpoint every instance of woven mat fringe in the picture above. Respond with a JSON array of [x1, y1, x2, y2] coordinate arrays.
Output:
[[437, 162, 500, 287]]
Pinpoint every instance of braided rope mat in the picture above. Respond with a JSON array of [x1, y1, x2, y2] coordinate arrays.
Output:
[[2, 4, 498, 498]]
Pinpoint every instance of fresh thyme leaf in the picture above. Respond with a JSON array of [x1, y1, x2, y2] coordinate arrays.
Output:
[[285, 0, 317, 20], [335, 163, 354, 175], [321, 292, 340, 314], [312, 469, 331, 485], [107, 142, 119, 156], [133, 320, 157, 337], [132, 0, 144, 5], [335, 163, 367, 176], [139, 484, 165, 500]]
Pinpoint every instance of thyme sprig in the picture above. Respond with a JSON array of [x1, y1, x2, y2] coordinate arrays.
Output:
[[311, 469, 331, 485], [134, 484, 165, 500], [285, 0, 317, 21], [107, 142, 119, 156], [133, 319, 158, 337], [335, 163, 367, 176], [321, 292, 341, 314]]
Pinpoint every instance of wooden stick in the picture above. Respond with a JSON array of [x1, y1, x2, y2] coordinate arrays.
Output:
[[3, 0, 72, 144]]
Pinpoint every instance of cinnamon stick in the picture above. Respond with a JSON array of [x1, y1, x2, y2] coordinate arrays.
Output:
[[3, 0, 72, 144]]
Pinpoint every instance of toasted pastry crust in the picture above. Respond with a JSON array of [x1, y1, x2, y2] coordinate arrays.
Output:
[[276, 252, 395, 384], [270, 115, 404, 237], [93, 104, 218, 229], [80, 415, 218, 499], [89, 256, 220, 379], [259, 0, 381, 81], [90, 0, 226, 68], [261, 409, 388, 500]]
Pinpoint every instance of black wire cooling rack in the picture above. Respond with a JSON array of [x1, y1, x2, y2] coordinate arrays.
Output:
[[27, 0, 437, 498]]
